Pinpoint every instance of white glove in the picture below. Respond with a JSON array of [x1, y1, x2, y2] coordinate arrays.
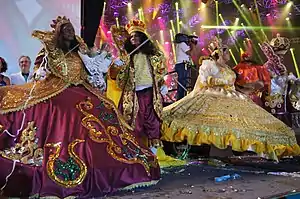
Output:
[[160, 85, 168, 96], [114, 58, 125, 67], [31, 67, 48, 81]]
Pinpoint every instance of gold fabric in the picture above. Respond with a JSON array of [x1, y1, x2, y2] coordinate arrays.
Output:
[[116, 51, 167, 127], [0, 30, 89, 114], [162, 60, 300, 161], [134, 53, 153, 87]]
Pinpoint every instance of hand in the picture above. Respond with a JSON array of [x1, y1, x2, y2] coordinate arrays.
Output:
[[160, 84, 168, 96]]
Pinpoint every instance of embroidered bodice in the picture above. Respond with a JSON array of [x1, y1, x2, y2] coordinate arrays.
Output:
[[133, 53, 153, 88], [196, 59, 236, 90], [32, 30, 88, 85]]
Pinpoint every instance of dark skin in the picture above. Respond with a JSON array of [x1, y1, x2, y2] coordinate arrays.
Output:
[[60, 23, 75, 50], [0, 60, 10, 85]]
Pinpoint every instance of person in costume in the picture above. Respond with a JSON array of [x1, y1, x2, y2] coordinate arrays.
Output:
[[107, 20, 186, 168], [0, 57, 10, 86], [0, 16, 160, 198], [161, 37, 300, 161], [260, 34, 292, 126], [108, 19, 168, 148], [233, 52, 270, 107]]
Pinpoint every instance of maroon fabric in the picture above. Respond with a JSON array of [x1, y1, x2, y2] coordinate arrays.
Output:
[[249, 93, 263, 107], [135, 88, 161, 140], [0, 86, 160, 198]]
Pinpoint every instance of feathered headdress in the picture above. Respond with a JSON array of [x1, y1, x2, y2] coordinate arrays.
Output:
[[208, 36, 228, 56], [50, 16, 71, 33]]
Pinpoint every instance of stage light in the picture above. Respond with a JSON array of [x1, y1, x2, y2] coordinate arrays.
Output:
[[266, 13, 270, 16], [286, 17, 290, 21], [219, 13, 222, 16], [236, 18, 239, 21], [107, 31, 111, 34], [165, 42, 169, 45], [158, 17, 162, 19], [202, 48, 205, 51], [128, 2, 132, 6], [241, 4, 245, 8], [287, 1, 293, 7]]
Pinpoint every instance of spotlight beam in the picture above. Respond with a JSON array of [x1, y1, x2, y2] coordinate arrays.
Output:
[[201, 25, 300, 31]]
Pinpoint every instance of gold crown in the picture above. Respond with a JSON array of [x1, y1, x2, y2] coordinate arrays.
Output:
[[50, 16, 71, 31], [125, 19, 147, 35], [270, 33, 290, 55]]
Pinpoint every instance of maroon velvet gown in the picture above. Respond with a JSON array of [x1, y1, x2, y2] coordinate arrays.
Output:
[[0, 33, 160, 198]]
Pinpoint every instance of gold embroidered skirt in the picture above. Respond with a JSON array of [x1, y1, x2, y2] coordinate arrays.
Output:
[[162, 88, 300, 161]]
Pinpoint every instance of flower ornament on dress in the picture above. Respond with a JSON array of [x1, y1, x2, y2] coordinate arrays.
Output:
[[78, 50, 113, 91], [208, 36, 228, 57]]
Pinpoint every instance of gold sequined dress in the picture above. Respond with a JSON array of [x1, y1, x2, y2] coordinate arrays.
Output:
[[0, 30, 160, 198], [162, 59, 300, 160]]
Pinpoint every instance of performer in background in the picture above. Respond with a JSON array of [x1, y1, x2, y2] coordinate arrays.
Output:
[[260, 34, 292, 126], [162, 37, 300, 161], [174, 33, 196, 100], [0, 16, 160, 198], [233, 52, 270, 107], [0, 57, 10, 86]]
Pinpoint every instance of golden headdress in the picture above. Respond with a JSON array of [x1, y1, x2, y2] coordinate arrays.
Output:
[[208, 36, 228, 56], [50, 16, 71, 33], [125, 19, 147, 35]]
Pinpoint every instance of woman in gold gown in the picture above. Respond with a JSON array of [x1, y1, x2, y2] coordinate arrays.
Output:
[[161, 37, 300, 161]]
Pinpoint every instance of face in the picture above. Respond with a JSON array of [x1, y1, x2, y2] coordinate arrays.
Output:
[[130, 32, 141, 46], [19, 56, 31, 73], [62, 23, 75, 41], [222, 49, 230, 62]]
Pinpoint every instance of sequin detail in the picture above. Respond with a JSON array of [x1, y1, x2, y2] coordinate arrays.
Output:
[[76, 98, 158, 176], [45, 139, 87, 188], [0, 122, 43, 166]]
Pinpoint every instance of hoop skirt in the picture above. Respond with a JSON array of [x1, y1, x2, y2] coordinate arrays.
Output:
[[0, 83, 159, 198], [0, 30, 160, 198], [162, 60, 300, 161]]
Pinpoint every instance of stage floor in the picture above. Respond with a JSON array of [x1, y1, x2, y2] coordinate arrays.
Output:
[[108, 159, 300, 199]]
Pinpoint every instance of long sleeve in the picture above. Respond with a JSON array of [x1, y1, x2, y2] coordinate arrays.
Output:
[[150, 51, 167, 87], [30, 48, 50, 82], [116, 61, 134, 91]]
